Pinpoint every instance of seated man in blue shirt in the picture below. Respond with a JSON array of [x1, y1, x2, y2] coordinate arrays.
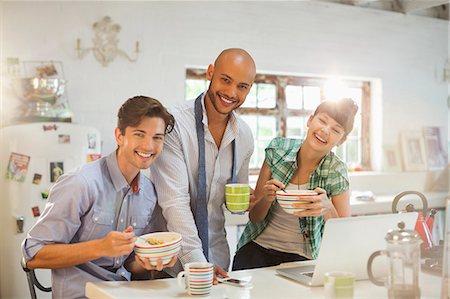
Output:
[[22, 96, 176, 299]]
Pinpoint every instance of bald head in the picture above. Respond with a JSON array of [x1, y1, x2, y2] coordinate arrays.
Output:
[[214, 48, 256, 80], [205, 48, 256, 116]]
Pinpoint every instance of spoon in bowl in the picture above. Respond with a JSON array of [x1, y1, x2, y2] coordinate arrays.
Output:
[[137, 236, 151, 246]]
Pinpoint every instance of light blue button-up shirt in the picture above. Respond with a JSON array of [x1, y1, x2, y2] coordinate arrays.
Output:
[[22, 151, 157, 299]]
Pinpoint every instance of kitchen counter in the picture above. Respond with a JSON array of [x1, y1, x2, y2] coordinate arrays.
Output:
[[85, 261, 442, 298], [349, 191, 448, 216], [225, 192, 448, 226]]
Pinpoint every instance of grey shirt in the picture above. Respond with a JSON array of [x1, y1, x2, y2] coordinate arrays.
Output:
[[254, 183, 310, 258], [22, 151, 157, 299]]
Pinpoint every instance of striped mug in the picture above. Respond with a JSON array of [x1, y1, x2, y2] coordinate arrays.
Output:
[[177, 262, 214, 295], [225, 183, 250, 214]]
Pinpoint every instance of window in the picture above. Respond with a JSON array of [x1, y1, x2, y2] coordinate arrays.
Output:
[[185, 69, 370, 173]]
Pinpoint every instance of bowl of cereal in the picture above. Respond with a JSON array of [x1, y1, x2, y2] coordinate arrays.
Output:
[[134, 232, 182, 265], [276, 190, 317, 215]]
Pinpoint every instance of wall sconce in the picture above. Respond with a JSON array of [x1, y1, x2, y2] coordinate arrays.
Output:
[[76, 16, 139, 67]]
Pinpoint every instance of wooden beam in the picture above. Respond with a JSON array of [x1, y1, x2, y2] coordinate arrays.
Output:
[[400, 0, 450, 13]]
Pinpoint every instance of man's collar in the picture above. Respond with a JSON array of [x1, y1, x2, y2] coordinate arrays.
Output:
[[106, 151, 141, 193]]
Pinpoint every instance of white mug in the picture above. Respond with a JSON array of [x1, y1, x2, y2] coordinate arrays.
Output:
[[177, 262, 214, 295]]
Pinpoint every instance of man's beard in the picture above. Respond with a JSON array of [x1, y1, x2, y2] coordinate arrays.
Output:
[[206, 89, 231, 116]]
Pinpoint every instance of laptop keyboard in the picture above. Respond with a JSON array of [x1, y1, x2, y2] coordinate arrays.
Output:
[[302, 272, 314, 277]]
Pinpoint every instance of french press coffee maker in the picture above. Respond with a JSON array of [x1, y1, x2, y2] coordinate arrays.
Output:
[[367, 221, 421, 299]]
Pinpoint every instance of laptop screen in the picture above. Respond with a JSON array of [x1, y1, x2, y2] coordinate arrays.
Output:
[[277, 212, 418, 286]]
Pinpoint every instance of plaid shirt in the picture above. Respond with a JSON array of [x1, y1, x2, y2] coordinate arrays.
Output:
[[237, 137, 349, 259]]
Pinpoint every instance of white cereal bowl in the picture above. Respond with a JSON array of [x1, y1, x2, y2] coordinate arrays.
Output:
[[275, 190, 317, 201], [276, 190, 317, 215], [134, 232, 182, 265], [134, 245, 181, 265], [135, 232, 182, 249]]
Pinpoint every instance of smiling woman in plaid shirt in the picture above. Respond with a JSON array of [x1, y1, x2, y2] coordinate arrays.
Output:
[[232, 98, 358, 271]]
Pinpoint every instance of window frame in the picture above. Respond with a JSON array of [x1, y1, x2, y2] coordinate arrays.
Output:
[[186, 69, 371, 174]]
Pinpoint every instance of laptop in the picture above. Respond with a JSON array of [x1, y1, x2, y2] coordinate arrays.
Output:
[[276, 212, 418, 286]]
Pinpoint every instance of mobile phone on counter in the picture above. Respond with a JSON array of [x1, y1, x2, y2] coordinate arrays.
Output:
[[218, 277, 249, 287]]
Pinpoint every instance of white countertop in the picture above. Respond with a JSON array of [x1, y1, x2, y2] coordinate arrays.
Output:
[[85, 261, 442, 298], [350, 191, 448, 216], [224, 192, 448, 226]]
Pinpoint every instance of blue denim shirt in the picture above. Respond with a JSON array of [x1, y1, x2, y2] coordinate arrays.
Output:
[[22, 151, 157, 299]]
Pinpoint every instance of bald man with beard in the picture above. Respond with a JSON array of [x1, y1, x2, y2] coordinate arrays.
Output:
[[150, 48, 256, 281]]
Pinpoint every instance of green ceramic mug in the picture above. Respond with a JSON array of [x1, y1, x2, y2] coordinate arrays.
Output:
[[225, 184, 250, 214], [323, 271, 354, 299]]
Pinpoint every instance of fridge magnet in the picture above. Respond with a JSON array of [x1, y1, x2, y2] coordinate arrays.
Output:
[[50, 162, 64, 183], [58, 134, 71, 144], [32, 173, 42, 185], [41, 191, 49, 200], [5, 152, 30, 182], [31, 206, 41, 217], [88, 133, 97, 149], [42, 124, 58, 131], [87, 154, 102, 162]]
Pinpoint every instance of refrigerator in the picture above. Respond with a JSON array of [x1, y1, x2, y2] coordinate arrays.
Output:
[[0, 122, 101, 299]]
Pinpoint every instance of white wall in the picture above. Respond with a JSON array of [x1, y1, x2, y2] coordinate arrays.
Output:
[[1, 1, 448, 162], [0, 2, 448, 298]]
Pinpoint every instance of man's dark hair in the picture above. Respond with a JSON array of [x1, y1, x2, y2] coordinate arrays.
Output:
[[117, 96, 175, 134]]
